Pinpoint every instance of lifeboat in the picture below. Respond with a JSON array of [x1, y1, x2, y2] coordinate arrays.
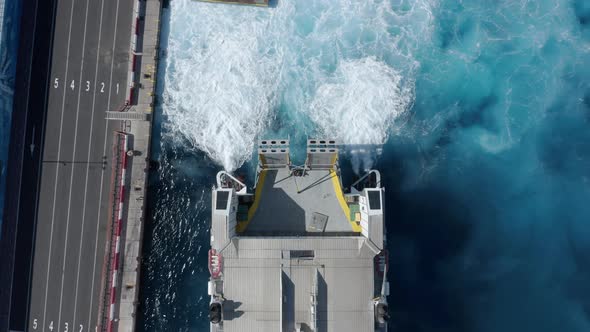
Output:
[[208, 249, 223, 278]]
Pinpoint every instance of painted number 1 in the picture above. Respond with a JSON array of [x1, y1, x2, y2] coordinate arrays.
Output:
[[116, 83, 119, 94]]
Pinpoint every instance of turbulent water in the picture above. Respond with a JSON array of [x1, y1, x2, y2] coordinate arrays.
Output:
[[140, 0, 590, 331]]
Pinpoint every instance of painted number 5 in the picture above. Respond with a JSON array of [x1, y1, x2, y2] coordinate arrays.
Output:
[[54, 78, 59, 88], [32, 318, 38, 329]]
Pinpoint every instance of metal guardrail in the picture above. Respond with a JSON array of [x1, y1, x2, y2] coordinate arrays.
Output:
[[100, 132, 126, 331], [106, 111, 150, 121], [351, 170, 382, 190]]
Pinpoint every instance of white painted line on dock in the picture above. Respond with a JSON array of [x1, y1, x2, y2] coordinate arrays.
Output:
[[88, 0, 121, 329], [42, 0, 76, 330]]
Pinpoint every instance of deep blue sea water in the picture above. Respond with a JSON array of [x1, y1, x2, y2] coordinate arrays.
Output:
[[0, 0, 22, 232], [140, 0, 590, 331]]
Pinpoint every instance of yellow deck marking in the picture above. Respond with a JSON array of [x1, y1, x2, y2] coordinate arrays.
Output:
[[330, 169, 362, 232], [330, 153, 337, 167], [236, 169, 267, 232], [259, 154, 267, 167]]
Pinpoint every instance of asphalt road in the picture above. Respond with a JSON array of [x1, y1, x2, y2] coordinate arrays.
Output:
[[26, 0, 133, 331]]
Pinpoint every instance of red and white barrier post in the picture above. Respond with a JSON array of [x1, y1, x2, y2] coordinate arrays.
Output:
[[107, 133, 129, 332]]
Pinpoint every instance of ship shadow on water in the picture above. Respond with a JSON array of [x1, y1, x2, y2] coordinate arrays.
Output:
[[368, 142, 475, 332]]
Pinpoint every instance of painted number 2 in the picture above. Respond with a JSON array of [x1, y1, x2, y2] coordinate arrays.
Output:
[[53, 78, 110, 93]]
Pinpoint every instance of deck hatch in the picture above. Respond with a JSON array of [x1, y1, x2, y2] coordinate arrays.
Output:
[[368, 190, 381, 210], [216, 191, 230, 210], [290, 250, 315, 259]]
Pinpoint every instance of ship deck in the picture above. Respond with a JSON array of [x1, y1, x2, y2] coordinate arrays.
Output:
[[240, 168, 359, 235], [217, 237, 378, 332]]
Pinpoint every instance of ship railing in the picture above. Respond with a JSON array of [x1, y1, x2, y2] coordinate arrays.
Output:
[[216, 171, 247, 194], [350, 170, 382, 193]]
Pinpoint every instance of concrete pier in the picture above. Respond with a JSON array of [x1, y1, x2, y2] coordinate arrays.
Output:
[[113, 0, 162, 331]]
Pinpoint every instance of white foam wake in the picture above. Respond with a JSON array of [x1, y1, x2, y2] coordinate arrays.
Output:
[[163, 0, 286, 171], [308, 57, 414, 171], [285, 0, 435, 171], [309, 57, 413, 145], [164, 0, 436, 171]]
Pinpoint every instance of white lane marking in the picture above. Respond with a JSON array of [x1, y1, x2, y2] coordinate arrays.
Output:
[[42, 0, 76, 330], [73, 0, 105, 329], [28, 0, 58, 328], [87, 0, 120, 328], [57, 0, 90, 330]]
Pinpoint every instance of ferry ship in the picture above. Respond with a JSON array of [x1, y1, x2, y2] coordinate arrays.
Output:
[[208, 139, 389, 332]]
